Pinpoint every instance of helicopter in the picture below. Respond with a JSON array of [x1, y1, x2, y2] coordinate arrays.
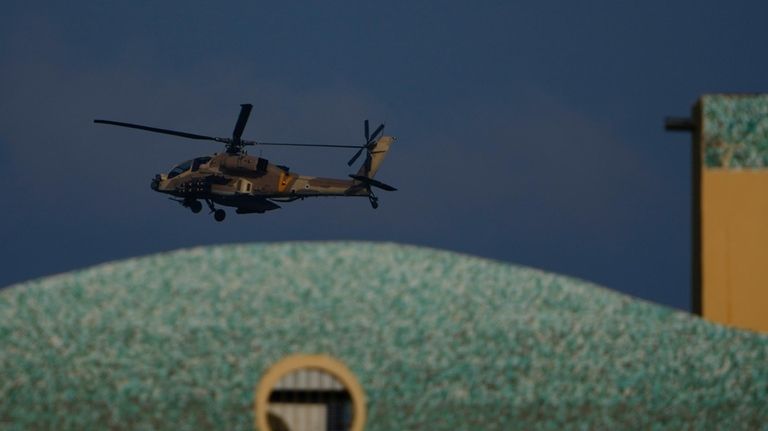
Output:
[[94, 104, 396, 222]]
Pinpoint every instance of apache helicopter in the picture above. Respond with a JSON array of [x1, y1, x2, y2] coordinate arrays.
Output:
[[94, 104, 396, 222]]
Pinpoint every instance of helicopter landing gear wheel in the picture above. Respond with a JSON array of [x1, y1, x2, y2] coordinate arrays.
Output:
[[189, 200, 202, 214], [213, 209, 226, 222]]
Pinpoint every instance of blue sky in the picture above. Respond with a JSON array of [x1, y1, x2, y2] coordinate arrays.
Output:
[[2, 1, 767, 310]]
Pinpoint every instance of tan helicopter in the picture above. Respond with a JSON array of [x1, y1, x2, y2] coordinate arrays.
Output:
[[94, 104, 396, 221]]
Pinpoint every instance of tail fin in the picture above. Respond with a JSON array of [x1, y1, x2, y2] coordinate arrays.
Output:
[[355, 136, 394, 178]]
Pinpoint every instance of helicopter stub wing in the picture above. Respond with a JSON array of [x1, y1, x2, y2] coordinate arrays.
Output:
[[234, 198, 281, 214]]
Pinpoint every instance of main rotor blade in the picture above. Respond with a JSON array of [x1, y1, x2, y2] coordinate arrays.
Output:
[[232, 104, 253, 141], [364, 119, 370, 141], [242, 140, 363, 149], [367, 123, 384, 143], [94, 119, 219, 141]]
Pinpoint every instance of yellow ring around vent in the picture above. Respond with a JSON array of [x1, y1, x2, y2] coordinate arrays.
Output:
[[254, 354, 366, 431]]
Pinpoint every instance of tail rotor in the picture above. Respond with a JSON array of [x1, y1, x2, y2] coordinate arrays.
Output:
[[347, 119, 384, 166]]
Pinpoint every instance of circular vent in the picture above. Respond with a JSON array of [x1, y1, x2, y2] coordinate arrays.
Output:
[[255, 355, 366, 431]]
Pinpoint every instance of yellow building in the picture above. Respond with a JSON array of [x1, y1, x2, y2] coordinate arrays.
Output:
[[669, 94, 768, 333]]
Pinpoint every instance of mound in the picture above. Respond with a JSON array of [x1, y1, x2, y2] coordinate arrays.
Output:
[[1, 242, 766, 429]]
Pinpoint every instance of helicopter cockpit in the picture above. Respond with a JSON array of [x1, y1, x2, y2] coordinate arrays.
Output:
[[167, 157, 211, 179]]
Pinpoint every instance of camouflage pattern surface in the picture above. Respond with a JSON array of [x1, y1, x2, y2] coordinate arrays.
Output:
[[96, 104, 396, 220], [152, 135, 394, 214]]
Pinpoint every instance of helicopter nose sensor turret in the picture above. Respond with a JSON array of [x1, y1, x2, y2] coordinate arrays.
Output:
[[150, 174, 161, 191]]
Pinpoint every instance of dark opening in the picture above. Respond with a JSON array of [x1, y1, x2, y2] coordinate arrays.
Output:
[[267, 369, 353, 431]]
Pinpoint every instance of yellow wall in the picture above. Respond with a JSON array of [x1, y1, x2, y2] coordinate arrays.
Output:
[[702, 169, 768, 332]]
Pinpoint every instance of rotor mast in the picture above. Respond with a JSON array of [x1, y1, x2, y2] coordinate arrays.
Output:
[[227, 103, 253, 154]]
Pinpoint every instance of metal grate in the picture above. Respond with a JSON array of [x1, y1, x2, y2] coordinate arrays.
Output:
[[266, 368, 353, 431]]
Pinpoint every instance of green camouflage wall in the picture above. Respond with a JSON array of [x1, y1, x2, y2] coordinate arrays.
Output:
[[702, 94, 768, 168]]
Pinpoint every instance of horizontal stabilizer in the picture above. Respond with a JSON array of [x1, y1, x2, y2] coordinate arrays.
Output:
[[349, 175, 397, 191]]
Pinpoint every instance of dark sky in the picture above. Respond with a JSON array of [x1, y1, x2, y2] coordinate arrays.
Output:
[[2, 1, 767, 310]]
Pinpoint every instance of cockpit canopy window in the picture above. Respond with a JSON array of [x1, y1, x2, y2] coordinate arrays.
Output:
[[168, 157, 211, 178], [168, 160, 192, 178]]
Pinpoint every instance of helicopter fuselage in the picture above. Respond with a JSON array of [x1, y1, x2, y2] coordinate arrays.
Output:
[[95, 104, 395, 221], [151, 152, 369, 214]]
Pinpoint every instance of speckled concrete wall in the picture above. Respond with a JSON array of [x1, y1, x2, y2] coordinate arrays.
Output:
[[1, 242, 767, 430], [702, 94, 768, 168]]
